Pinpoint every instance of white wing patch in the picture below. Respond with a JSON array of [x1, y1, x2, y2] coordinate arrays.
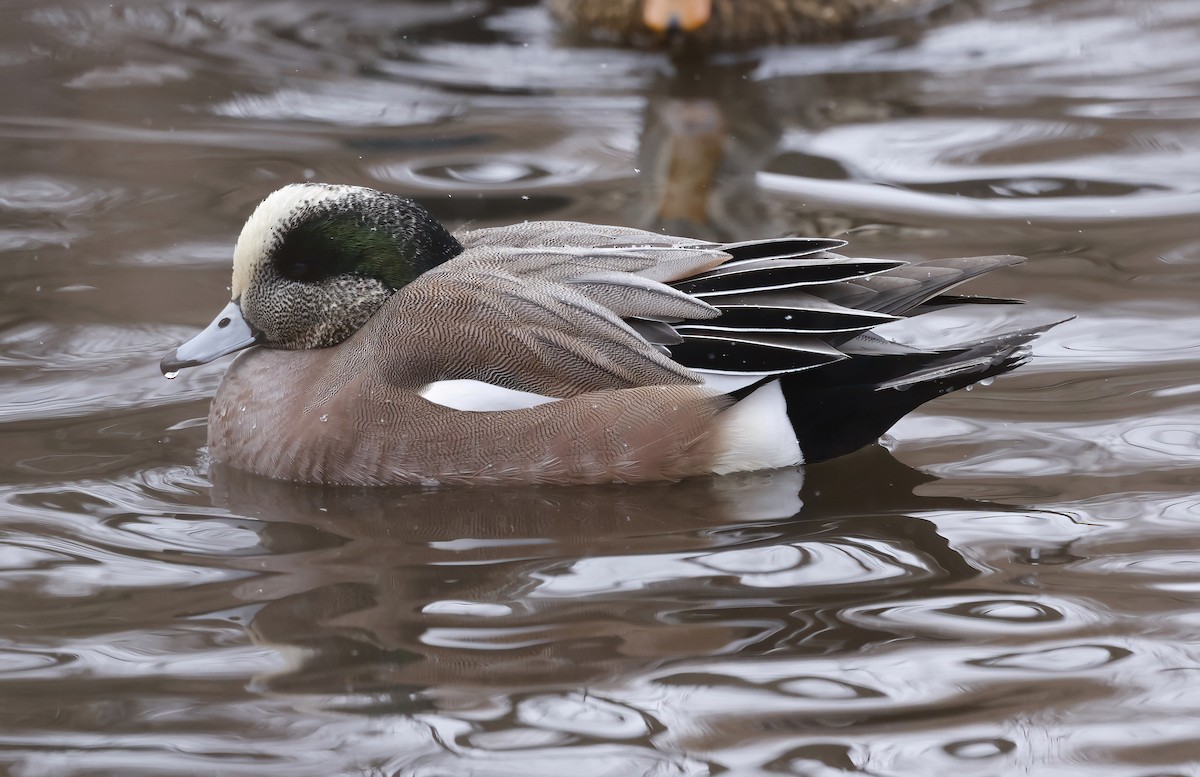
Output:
[[709, 380, 803, 474], [419, 379, 562, 412]]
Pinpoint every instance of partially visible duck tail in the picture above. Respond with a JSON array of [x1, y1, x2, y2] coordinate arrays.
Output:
[[769, 321, 1053, 463], [661, 238, 1057, 464]]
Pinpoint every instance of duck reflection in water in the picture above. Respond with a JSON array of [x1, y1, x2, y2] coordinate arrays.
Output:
[[628, 59, 884, 242], [551, 0, 974, 242], [208, 449, 995, 710]]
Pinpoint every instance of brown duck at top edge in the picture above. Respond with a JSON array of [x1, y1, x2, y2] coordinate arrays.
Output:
[[546, 0, 955, 50]]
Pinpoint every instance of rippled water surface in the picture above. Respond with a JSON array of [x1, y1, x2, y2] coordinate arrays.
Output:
[[3, 0, 1200, 774]]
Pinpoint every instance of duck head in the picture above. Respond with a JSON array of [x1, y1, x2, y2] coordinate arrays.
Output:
[[160, 183, 462, 376]]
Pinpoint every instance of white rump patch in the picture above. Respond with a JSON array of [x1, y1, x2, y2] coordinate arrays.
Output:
[[419, 379, 561, 412], [710, 380, 803, 475]]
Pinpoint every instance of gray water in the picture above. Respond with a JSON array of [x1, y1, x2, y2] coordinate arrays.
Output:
[[2, 0, 1200, 774]]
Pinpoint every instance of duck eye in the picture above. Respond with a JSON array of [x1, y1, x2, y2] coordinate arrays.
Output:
[[279, 259, 312, 281]]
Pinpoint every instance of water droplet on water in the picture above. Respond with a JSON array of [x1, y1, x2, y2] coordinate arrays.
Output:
[[319, 414, 329, 422], [164, 371, 178, 380], [980, 377, 995, 387]]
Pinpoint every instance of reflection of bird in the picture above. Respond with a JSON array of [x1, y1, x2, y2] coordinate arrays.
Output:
[[634, 85, 785, 241], [547, 0, 948, 49], [161, 182, 1051, 486], [208, 458, 989, 700]]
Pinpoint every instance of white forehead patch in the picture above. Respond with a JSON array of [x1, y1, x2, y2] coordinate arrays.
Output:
[[230, 183, 370, 299]]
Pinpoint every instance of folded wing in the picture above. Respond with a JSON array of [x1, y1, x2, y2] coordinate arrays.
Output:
[[392, 222, 1028, 402]]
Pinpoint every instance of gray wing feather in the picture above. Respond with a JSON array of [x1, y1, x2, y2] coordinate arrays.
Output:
[[817, 255, 1024, 316], [453, 228, 730, 284], [399, 266, 699, 396], [456, 220, 717, 251], [566, 270, 718, 322]]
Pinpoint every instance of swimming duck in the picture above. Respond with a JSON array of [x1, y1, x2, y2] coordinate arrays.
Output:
[[161, 183, 1047, 487], [547, 0, 946, 49]]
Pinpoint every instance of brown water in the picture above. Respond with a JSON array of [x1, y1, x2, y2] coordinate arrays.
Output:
[[2, 0, 1200, 774]]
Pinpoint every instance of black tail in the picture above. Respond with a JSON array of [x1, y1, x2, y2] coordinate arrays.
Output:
[[779, 323, 1054, 463], [655, 237, 1058, 462]]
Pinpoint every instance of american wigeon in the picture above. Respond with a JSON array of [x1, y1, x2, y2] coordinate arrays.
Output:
[[161, 183, 1048, 486], [547, 0, 949, 48]]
